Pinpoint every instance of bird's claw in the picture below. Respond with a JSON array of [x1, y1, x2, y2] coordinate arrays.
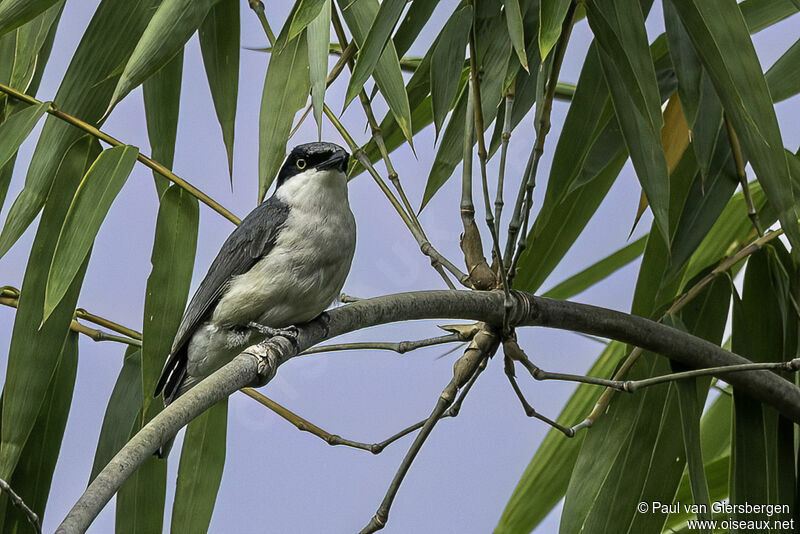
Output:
[[248, 322, 300, 351]]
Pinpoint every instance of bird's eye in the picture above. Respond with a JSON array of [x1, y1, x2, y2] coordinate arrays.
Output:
[[296, 159, 307, 170]]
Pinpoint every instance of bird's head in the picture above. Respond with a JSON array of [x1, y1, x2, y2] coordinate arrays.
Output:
[[275, 142, 350, 190]]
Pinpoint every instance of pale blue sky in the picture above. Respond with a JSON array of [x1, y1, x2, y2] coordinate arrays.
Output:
[[0, 1, 798, 532]]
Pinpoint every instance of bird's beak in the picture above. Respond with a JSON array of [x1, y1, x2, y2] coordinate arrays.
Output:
[[317, 150, 349, 172]]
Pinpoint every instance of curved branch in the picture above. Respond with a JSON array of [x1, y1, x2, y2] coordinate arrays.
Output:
[[56, 290, 800, 533]]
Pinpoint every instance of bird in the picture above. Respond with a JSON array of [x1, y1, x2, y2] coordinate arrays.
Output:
[[153, 142, 356, 457]]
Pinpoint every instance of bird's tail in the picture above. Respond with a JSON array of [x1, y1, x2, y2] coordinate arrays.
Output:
[[153, 348, 198, 458]]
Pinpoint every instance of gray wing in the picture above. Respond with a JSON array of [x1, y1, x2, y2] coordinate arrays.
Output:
[[154, 196, 289, 397]]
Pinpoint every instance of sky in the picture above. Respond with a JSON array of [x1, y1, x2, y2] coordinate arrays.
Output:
[[0, 1, 798, 533]]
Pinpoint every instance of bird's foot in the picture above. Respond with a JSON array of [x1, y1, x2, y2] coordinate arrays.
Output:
[[248, 322, 300, 351]]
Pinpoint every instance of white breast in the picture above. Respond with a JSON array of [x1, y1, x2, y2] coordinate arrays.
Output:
[[211, 167, 356, 329]]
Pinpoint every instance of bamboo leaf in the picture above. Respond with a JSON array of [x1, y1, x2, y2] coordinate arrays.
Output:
[[503, 0, 527, 70], [344, 0, 406, 108], [116, 429, 167, 534], [3, 2, 63, 93], [542, 235, 647, 300], [729, 252, 773, 522], [199, 0, 239, 178], [90, 348, 143, 482], [336, 0, 413, 145], [141, 184, 199, 418], [422, 5, 511, 208], [539, 0, 572, 60], [393, 0, 442, 58], [765, 37, 800, 104], [0, 0, 161, 259], [107, 0, 223, 114], [667, 0, 800, 260], [0, 135, 98, 480], [258, 29, 310, 201], [586, 0, 670, 242], [306, 0, 331, 140], [739, 0, 799, 33], [0, 0, 60, 37], [143, 51, 183, 198], [0, 101, 48, 170], [44, 145, 139, 322], [171, 400, 228, 533], [1, 331, 77, 530], [670, 362, 713, 527], [288, 0, 328, 41], [430, 5, 472, 137]]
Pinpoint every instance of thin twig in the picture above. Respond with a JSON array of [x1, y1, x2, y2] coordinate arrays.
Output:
[[495, 83, 515, 228], [506, 2, 577, 284], [503, 355, 574, 437], [328, 6, 456, 290], [360, 326, 499, 533], [468, 22, 511, 321], [248, 0, 276, 45], [724, 114, 762, 236], [324, 103, 469, 285], [0, 83, 240, 226], [0, 295, 141, 347], [0, 477, 42, 534]]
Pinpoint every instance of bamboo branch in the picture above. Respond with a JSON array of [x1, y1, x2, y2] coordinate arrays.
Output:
[[248, 0, 277, 46], [57, 289, 800, 533], [0, 83, 241, 226]]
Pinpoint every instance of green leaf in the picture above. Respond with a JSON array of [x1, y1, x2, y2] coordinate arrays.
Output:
[[421, 5, 512, 208], [668, 0, 800, 261], [586, 0, 670, 242], [336, 0, 413, 145], [393, 0, 442, 58], [143, 51, 183, 198], [0, 135, 98, 480], [258, 29, 310, 201], [430, 5, 472, 137], [141, 184, 199, 418], [0, 0, 161, 259], [116, 435, 167, 534], [503, 0, 527, 70], [671, 364, 713, 527], [90, 348, 143, 482], [663, 0, 703, 127], [0, 0, 60, 37], [44, 145, 139, 322], [306, 0, 331, 140], [107, 0, 223, 114], [171, 400, 228, 533], [667, 454, 731, 530], [288, 0, 328, 41], [729, 255, 772, 522], [344, 0, 406, 108], [739, 0, 799, 33], [539, 0, 572, 60], [542, 235, 647, 300], [1, 331, 77, 530], [199, 0, 239, 178], [0, 101, 48, 170], [2, 2, 63, 93], [513, 121, 627, 293], [495, 341, 627, 533], [765, 37, 800, 104]]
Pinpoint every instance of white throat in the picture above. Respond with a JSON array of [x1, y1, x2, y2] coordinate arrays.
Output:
[[275, 168, 349, 209]]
